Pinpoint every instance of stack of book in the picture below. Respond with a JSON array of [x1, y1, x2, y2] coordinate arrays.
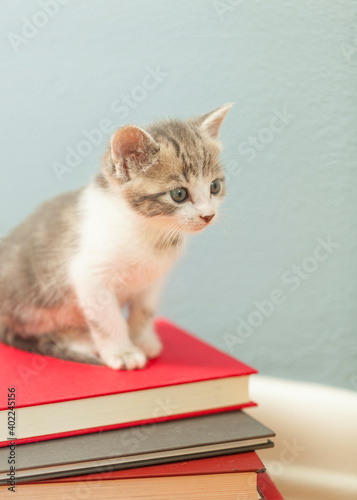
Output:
[[0, 318, 283, 499]]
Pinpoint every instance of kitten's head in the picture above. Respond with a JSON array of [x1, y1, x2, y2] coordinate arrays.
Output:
[[102, 104, 232, 235]]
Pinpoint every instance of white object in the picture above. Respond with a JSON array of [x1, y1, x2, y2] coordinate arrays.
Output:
[[246, 376, 357, 500]]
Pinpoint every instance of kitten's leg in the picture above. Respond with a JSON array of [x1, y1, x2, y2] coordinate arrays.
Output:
[[75, 280, 147, 370], [128, 280, 163, 359]]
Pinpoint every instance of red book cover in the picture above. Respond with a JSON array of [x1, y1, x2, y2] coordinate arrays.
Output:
[[0, 318, 257, 446], [37, 452, 265, 483], [258, 473, 285, 500]]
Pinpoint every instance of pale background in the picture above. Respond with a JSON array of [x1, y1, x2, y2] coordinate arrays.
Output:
[[1, 0, 356, 390]]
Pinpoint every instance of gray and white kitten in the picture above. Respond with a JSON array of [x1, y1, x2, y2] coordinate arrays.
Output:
[[0, 104, 231, 370]]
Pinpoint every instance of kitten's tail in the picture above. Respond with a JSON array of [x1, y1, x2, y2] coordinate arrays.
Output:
[[0, 326, 102, 365], [0, 323, 50, 356], [36, 331, 102, 365], [0, 322, 7, 343]]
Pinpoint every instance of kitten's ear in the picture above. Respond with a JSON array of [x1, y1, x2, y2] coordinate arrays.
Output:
[[109, 125, 160, 181], [196, 103, 233, 141]]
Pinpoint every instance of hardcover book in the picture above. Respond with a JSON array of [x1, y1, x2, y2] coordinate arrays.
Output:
[[0, 318, 257, 447], [258, 473, 285, 500], [0, 410, 274, 484], [0, 452, 267, 499]]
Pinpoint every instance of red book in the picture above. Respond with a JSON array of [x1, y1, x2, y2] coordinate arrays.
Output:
[[0, 318, 256, 446], [39, 455, 285, 499], [38, 455, 285, 500], [17, 453, 266, 500], [258, 473, 285, 500]]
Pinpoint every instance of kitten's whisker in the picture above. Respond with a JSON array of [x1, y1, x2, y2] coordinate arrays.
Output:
[[216, 213, 236, 237], [160, 226, 174, 252], [162, 222, 179, 248], [219, 214, 235, 230], [217, 223, 230, 239], [220, 216, 236, 229], [162, 223, 185, 256], [152, 220, 178, 250], [154, 221, 181, 255], [219, 209, 237, 226], [165, 224, 181, 252], [218, 214, 242, 241]]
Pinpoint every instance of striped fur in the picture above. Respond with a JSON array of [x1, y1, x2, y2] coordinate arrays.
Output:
[[0, 104, 232, 369]]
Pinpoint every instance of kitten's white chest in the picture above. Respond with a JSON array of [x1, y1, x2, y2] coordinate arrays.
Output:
[[111, 256, 170, 301], [71, 185, 180, 302]]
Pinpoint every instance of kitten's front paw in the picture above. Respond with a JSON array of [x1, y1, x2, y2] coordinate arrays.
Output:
[[133, 328, 163, 360], [100, 342, 147, 370]]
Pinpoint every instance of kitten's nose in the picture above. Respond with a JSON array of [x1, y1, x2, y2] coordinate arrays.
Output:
[[200, 214, 215, 224]]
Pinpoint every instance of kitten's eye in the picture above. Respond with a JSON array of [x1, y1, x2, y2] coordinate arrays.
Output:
[[210, 179, 221, 195], [170, 187, 188, 203]]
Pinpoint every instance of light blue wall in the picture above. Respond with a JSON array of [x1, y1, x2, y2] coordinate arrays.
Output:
[[1, 0, 356, 389]]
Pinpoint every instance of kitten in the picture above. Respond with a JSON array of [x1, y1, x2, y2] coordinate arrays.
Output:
[[0, 104, 231, 369]]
